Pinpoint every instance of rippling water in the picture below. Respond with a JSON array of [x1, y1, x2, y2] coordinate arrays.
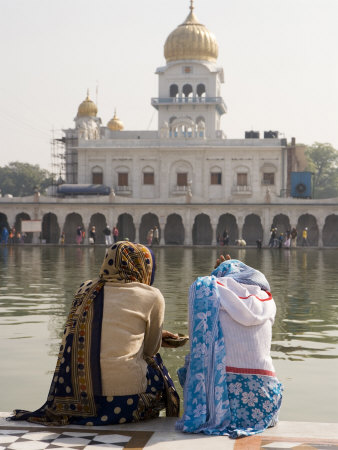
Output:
[[0, 246, 337, 422]]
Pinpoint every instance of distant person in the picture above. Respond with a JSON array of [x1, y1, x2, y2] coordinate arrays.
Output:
[[112, 226, 119, 243], [268, 228, 277, 248], [256, 238, 262, 249], [147, 229, 154, 246], [284, 230, 291, 248], [290, 227, 297, 247], [1, 227, 9, 244], [89, 226, 96, 244], [9, 228, 15, 244], [278, 233, 284, 248], [153, 226, 160, 245], [76, 226, 83, 245], [103, 225, 112, 246], [223, 229, 229, 246], [301, 227, 309, 246], [59, 232, 65, 245]]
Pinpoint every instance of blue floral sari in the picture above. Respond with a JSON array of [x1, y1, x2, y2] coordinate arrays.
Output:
[[176, 260, 282, 438]]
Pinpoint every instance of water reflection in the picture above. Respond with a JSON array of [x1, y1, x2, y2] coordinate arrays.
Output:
[[0, 246, 338, 421]]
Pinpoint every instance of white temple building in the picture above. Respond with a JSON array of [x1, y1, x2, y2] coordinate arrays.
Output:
[[1, 1, 337, 246], [63, 1, 305, 205]]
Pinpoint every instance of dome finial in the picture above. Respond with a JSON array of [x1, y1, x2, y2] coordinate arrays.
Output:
[[77, 90, 98, 117], [164, 1, 218, 63], [108, 109, 124, 131]]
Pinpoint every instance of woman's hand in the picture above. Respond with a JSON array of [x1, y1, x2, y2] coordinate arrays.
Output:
[[161, 330, 179, 347], [214, 253, 231, 269]]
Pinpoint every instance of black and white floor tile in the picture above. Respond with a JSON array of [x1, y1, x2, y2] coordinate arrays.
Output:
[[0, 429, 142, 449]]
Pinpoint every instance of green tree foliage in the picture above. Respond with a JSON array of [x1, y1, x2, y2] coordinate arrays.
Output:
[[0, 162, 54, 197], [306, 142, 338, 199]]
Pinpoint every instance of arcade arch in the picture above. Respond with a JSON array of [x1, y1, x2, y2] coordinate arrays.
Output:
[[164, 214, 185, 245], [116, 213, 135, 242], [89, 213, 106, 244], [216, 214, 238, 245], [139, 213, 160, 245], [192, 213, 212, 245], [15, 212, 33, 243], [270, 214, 291, 236], [322, 214, 338, 247], [242, 214, 263, 245], [42, 213, 60, 244], [296, 214, 318, 246], [63, 213, 84, 244], [0, 213, 9, 233]]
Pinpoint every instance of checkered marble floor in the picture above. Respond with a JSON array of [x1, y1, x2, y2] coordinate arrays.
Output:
[[1, 415, 338, 450], [0, 427, 152, 450]]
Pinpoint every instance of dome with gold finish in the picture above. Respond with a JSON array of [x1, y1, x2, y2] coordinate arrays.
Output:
[[107, 110, 124, 131], [77, 91, 98, 117], [164, 1, 218, 63]]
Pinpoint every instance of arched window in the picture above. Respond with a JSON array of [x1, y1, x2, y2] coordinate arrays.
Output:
[[169, 116, 178, 137], [210, 166, 222, 185], [142, 166, 155, 185], [116, 166, 130, 189], [196, 116, 206, 138], [182, 84, 193, 99], [232, 165, 251, 194], [169, 84, 179, 98], [237, 172, 248, 186], [260, 163, 277, 185], [92, 166, 103, 184], [197, 83, 206, 97]]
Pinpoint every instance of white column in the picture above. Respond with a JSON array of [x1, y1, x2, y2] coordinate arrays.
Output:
[[134, 221, 140, 243], [184, 209, 193, 245], [32, 206, 41, 244], [159, 215, 166, 245], [210, 215, 218, 246], [317, 216, 324, 248], [237, 215, 244, 241]]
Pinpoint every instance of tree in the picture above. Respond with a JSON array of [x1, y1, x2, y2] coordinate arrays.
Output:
[[0, 162, 54, 197], [306, 142, 338, 199]]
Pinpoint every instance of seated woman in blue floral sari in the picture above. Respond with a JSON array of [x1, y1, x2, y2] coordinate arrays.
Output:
[[176, 256, 283, 439], [9, 241, 179, 426]]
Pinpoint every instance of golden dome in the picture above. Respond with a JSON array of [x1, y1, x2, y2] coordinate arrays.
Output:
[[164, 2, 218, 63], [107, 110, 124, 131], [77, 91, 98, 117]]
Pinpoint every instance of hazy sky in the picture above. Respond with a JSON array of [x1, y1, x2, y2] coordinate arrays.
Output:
[[1, 0, 337, 171]]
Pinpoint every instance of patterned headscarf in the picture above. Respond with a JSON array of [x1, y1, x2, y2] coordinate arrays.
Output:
[[211, 259, 270, 291], [99, 241, 154, 285]]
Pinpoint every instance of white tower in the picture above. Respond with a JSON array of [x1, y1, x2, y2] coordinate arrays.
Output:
[[74, 90, 101, 140], [152, 1, 227, 140]]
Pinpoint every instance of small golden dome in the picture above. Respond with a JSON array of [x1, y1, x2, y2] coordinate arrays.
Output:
[[77, 91, 98, 117], [108, 110, 124, 131], [164, 2, 218, 63]]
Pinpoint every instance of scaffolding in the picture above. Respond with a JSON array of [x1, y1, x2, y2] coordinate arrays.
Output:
[[50, 129, 78, 189], [50, 130, 65, 187]]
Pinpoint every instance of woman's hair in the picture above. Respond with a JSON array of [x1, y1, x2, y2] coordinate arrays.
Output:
[[99, 241, 154, 285]]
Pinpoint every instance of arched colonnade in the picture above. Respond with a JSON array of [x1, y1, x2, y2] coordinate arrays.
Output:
[[1, 208, 338, 247]]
